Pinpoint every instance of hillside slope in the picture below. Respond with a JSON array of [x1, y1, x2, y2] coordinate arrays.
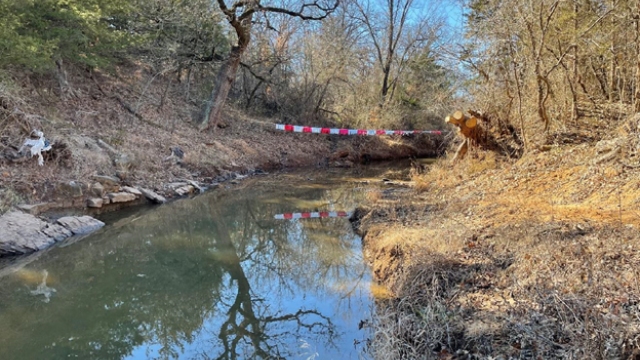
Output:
[[353, 119, 640, 359], [0, 65, 444, 213]]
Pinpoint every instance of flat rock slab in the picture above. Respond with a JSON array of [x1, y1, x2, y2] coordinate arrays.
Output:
[[92, 175, 120, 186], [57, 216, 105, 235], [139, 188, 166, 204], [108, 192, 137, 203], [167, 182, 189, 189], [121, 186, 142, 196], [92, 175, 121, 191], [175, 185, 194, 196], [87, 198, 104, 208], [0, 211, 104, 257], [0, 212, 69, 256]]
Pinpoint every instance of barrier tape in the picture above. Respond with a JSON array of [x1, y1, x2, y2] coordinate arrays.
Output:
[[276, 124, 443, 136], [274, 211, 352, 220]]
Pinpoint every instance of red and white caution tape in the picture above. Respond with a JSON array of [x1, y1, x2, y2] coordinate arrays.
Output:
[[276, 124, 443, 136], [274, 211, 352, 220]]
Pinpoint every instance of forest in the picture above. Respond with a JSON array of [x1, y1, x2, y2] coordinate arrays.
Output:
[[2, 0, 640, 359], [0, 0, 455, 132]]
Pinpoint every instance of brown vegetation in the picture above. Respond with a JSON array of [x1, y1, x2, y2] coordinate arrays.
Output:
[[350, 1, 640, 357], [354, 121, 640, 358]]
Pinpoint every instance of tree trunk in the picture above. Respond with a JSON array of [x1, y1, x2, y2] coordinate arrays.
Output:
[[609, 0, 617, 103], [381, 63, 391, 103], [571, 0, 579, 121], [200, 45, 246, 130], [636, 14, 640, 112], [200, 12, 253, 131]]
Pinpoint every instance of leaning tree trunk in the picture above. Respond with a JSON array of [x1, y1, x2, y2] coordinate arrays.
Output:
[[200, 45, 246, 130], [200, 14, 253, 131], [635, 13, 640, 113]]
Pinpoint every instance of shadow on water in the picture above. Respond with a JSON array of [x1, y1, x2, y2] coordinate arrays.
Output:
[[0, 163, 415, 359]]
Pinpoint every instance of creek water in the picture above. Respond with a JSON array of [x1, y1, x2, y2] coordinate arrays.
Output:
[[0, 164, 414, 360]]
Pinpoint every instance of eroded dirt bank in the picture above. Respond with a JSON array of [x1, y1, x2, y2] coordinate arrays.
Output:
[[0, 66, 445, 215], [352, 140, 640, 359]]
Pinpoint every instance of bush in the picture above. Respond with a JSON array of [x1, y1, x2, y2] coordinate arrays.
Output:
[[0, 0, 137, 71]]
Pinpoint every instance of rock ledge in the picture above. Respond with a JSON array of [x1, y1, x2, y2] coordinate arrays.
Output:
[[0, 211, 104, 257]]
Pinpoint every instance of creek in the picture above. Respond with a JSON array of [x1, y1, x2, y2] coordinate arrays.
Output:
[[0, 163, 420, 359]]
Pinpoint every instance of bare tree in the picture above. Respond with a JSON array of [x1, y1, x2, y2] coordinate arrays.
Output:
[[200, 0, 339, 130], [351, 0, 443, 105]]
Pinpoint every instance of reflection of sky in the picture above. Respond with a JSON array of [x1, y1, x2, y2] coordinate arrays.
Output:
[[122, 198, 372, 359], [0, 166, 399, 360]]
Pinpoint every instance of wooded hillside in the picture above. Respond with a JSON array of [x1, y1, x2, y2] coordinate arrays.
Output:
[[0, 0, 455, 133]]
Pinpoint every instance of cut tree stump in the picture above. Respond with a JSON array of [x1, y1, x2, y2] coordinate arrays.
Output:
[[446, 110, 524, 161], [446, 111, 482, 162]]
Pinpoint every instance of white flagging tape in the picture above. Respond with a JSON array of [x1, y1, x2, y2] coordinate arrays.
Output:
[[275, 124, 443, 135], [274, 211, 352, 220]]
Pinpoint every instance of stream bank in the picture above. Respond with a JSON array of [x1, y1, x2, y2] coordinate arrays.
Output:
[[0, 63, 445, 259], [1, 64, 446, 217], [351, 142, 640, 359], [0, 127, 442, 258]]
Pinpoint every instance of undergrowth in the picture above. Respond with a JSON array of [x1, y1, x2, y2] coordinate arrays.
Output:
[[360, 119, 640, 359]]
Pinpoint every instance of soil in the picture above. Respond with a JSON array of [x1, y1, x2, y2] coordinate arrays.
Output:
[[0, 64, 445, 215]]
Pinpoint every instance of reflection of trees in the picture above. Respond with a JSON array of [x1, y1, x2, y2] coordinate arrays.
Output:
[[209, 214, 336, 359], [0, 169, 375, 360]]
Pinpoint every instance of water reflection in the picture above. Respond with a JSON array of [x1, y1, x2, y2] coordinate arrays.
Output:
[[0, 166, 395, 360]]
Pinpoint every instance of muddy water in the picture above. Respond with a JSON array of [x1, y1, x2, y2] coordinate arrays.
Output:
[[0, 164, 415, 360]]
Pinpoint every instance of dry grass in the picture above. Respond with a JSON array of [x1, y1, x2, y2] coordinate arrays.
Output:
[[357, 129, 640, 359]]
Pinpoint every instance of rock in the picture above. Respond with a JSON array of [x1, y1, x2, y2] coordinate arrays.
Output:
[[87, 198, 104, 208], [102, 196, 111, 205], [93, 175, 120, 188], [139, 188, 166, 204], [57, 216, 105, 235], [42, 223, 73, 241], [55, 181, 83, 198], [114, 153, 137, 180], [167, 182, 189, 189], [121, 186, 142, 196], [83, 138, 104, 153], [163, 147, 185, 165], [175, 186, 194, 196], [0, 211, 71, 256], [115, 170, 128, 181], [108, 192, 137, 203], [16, 203, 52, 215], [90, 182, 105, 198], [96, 139, 117, 154], [184, 180, 203, 194], [171, 147, 184, 159]]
